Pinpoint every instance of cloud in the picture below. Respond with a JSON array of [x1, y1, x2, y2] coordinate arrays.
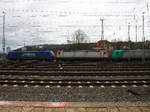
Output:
[[0, 0, 149, 51]]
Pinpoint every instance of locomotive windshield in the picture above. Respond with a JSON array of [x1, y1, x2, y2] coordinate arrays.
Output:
[[116, 52, 119, 55]]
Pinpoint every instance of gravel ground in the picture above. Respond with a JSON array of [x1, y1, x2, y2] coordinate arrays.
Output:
[[0, 86, 149, 102]]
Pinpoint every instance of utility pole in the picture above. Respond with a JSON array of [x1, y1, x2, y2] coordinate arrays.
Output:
[[24, 40, 26, 47], [142, 13, 145, 44], [142, 12, 145, 62], [67, 30, 69, 44], [147, 3, 149, 13], [67, 30, 71, 50], [135, 24, 137, 43], [135, 24, 138, 49], [100, 19, 104, 40], [128, 23, 131, 49], [134, 15, 138, 48], [2, 11, 6, 54]]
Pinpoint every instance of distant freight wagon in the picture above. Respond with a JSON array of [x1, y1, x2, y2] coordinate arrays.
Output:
[[6, 51, 55, 60]]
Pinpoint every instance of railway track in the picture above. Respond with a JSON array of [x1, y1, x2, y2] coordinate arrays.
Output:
[[0, 71, 149, 88], [1, 60, 150, 66], [0, 78, 149, 87], [0, 61, 149, 88], [0, 70, 149, 76], [0, 67, 150, 71]]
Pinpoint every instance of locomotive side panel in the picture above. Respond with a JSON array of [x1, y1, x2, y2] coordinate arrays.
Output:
[[6, 52, 22, 60], [56, 50, 110, 61], [6, 51, 55, 60]]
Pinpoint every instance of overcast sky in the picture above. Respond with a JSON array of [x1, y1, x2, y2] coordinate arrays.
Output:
[[0, 0, 150, 51]]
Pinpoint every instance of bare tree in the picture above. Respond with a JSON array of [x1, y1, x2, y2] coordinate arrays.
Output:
[[72, 29, 89, 44]]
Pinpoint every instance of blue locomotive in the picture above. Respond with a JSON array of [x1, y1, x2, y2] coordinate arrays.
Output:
[[6, 51, 55, 60]]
